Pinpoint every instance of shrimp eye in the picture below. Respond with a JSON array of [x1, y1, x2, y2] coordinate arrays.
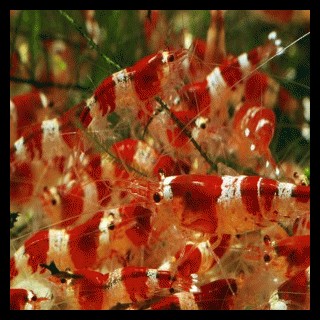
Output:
[[200, 123, 206, 129], [108, 223, 115, 231], [31, 295, 37, 301], [51, 198, 57, 205], [153, 192, 162, 203], [264, 254, 271, 263], [167, 54, 175, 62], [60, 278, 66, 284], [169, 287, 175, 294]]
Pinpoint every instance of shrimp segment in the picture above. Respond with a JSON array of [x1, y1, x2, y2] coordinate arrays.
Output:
[[154, 174, 309, 234]]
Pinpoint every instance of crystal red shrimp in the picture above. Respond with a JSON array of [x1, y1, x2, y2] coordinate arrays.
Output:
[[10, 204, 153, 284], [267, 267, 310, 310], [147, 278, 237, 310], [47, 266, 195, 310], [40, 177, 113, 227], [164, 234, 231, 277], [153, 174, 310, 234], [10, 287, 52, 310], [272, 235, 310, 277], [232, 101, 279, 177], [178, 34, 282, 123], [10, 90, 54, 146], [79, 48, 187, 133], [111, 138, 189, 177], [244, 71, 300, 115]]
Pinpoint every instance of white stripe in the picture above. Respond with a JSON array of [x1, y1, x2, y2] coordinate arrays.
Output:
[[255, 119, 271, 132], [238, 53, 251, 71], [48, 229, 69, 255], [146, 269, 158, 295], [112, 69, 131, 88], [14, 137, 26, 157], [99, 216, 110, 244], [86, 95, 96, 110], [177, 292, 198, 310], [277, 182, 293, 198], [13, 245, 33, 282], [206, 67, 227, 89], [218, 175, 246, 203], [10, 99, 16, 118], [82, 182, 98, 214], [163, 176, 177, 186], [41, 118, 60, 140], [257, 177, 262, 198], [39, 92, 48, 108]]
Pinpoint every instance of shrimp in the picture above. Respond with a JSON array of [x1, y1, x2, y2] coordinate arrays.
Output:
[[148, 278, 237, 310], [79, 48, 188, 135], [178, 33, 283, 125], [46, 265, 195, 310], [153, 174, 309, 234]]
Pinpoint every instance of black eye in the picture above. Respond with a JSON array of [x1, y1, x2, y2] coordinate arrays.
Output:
[[61, 278, 66, 283], [167, 54, 175, 62], [264, 254, 271, 263], [169, 287, 175, 294], [263, 235, 271, 246], [200, 123, 206, 129], [51, 198, 57, 205], [108, 224, 115, 231], [31, 295, 37, 301], [153, 192, 162, 203]]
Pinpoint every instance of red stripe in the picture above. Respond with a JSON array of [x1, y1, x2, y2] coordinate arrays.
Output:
[[151, 295, 181, 310], [10, 288, 29, 310], [292, 185, 310, 203], [111, 139, 138, 164], [170, 175, 222, 233], [220, 58, 243, 88], [121, 267, 149, 302], [240, 176, 261, 216], [75, 269, 106, 310], [59, 183, 84, 227], [94, 76, 116, 116], [24, 230, 49, 273], [132, 53, 162, 101], [123, 206, 152, 246], [68, 211, 104, 269], [10, 162, 34, 204], [24, 123, 43, 160], [10, 257, 18, 281], [96, 180, 112, 207], [278, 269, 308, 305], [176, 244, 202, 277], [259, 178, 277, 212]]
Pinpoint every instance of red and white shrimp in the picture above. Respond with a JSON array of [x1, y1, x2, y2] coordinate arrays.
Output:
[[267, 267, 310, 310], [10, 90, 55, 146], [153, 174, 309, 234], [147, 278, 237, 310], [10, 277, 54, 310], [47, 266, 195, 310], [159, 234, 231, 278], [178, 33, 283, 125], [110, 138, 189, 178], [79, 48, 187, 136], [11, 204, 154, 284], [231, 101, 279, 177]]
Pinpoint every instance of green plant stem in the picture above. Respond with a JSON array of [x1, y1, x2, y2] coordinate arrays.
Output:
[[59, 10, 122, 71]]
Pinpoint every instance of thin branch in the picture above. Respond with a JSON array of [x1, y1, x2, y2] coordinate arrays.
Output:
[[10, 76, 90, 91], [59, 10, 122, 71], [155, 97, 258, 176], [155, 96, 218, 172]]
